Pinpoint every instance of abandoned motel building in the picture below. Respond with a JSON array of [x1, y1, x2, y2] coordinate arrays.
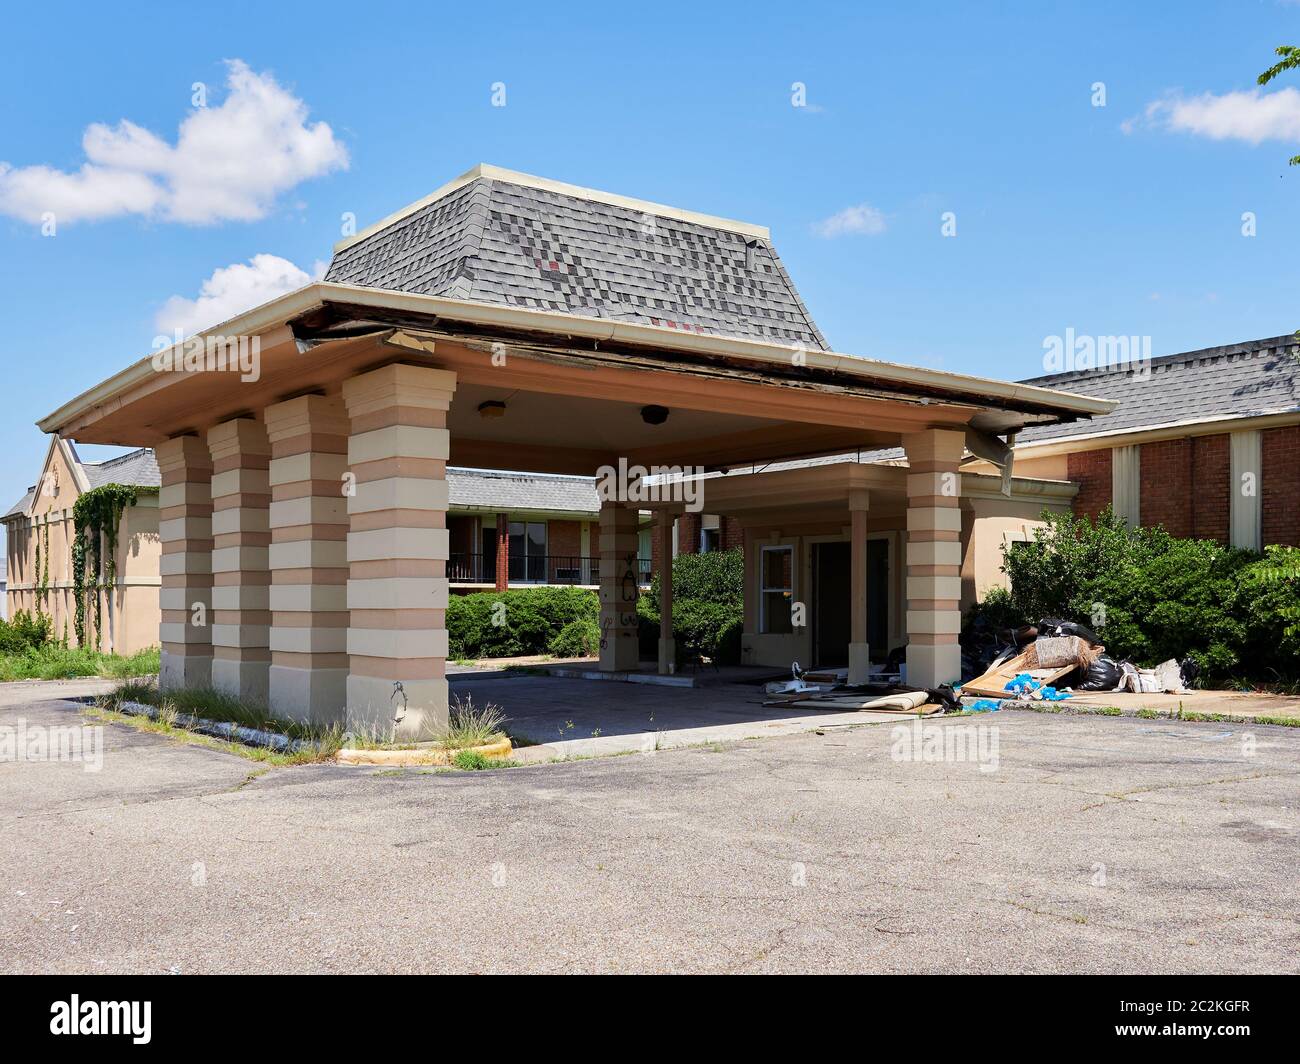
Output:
[[5, 164, 1299, 735]]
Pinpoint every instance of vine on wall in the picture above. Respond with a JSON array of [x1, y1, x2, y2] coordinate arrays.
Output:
[[71, 484, 137, 648]]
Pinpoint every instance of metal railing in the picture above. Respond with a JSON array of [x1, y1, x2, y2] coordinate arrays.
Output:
[[447, 554, 652, 585]]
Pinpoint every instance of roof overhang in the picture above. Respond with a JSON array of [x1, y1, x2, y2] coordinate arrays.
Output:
[[1015, 408, 1300, 458], [40, 282, 1115, 451]]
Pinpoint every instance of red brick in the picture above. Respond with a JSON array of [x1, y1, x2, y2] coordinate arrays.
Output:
[[1067, 449, 1112, 523], [1263, 425, 1300, 547]]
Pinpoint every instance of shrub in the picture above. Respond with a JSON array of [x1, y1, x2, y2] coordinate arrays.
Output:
[[0, 610, 52, 654], [446, 586, 598, 659], [993, 508, 1300, 684], [638, 549, 744, 665], [548, 618, 601, 658]]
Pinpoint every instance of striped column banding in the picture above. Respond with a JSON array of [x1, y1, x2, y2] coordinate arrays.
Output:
[[902, 429, 965, 688], [207, 418, 272, 703], [341, 363, 456, 739], [156, 436, 213, 691], [598, 500, 640, 672], [265, 395, 351, 726]]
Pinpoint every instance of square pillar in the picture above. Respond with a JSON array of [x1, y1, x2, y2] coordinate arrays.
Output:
[[207, 418, 272, 703], [494, 512, 509, 591], [156, 436, 213, 690], [265, 395, 351, 726], [848, 487, 871, 685], [902, 429, 965, 689], [599, 501, 641, 672], [657, 510, 676, 674], [342, 363, 456, 740]]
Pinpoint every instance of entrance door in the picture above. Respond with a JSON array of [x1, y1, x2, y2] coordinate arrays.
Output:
[[812, 541, 851, 668]]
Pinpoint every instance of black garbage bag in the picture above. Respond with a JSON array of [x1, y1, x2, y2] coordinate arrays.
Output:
[[1074, 654, 1123, 691], [1179, 656, 1201, 689], [1037, 616, 1100, 645]]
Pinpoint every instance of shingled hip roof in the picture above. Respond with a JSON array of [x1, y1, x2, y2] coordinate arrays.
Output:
[[325, 164, 829, 350], [1016, 335, 1300, 444]]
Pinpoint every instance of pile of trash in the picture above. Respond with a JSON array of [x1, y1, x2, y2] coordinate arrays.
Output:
[[962, 616, 1197, 702]]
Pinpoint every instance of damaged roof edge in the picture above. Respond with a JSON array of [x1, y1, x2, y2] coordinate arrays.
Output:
[[38, 282, 1116, 436]]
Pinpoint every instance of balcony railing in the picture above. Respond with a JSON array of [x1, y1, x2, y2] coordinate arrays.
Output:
[[447, 554, 652, 585]]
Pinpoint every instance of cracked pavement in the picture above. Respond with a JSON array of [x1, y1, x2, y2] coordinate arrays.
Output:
[[1, 682, 1297, 973]]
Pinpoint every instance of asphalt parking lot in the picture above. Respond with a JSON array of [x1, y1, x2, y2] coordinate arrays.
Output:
[[1, 684, 1297, 973]]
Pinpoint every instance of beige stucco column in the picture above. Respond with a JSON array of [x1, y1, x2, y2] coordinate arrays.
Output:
[[342, 364, 456, 739], [848, 487, 871, 685], [157, 435, 213, 691], [598, 501, 640, 672], [265, 395, 350, 726], [207, 418, 272, 703], [657, 509, 675, 674], [902, 428, 965, 688]]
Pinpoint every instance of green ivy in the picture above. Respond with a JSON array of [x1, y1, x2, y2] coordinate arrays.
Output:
[[71, 484, 138, 648]]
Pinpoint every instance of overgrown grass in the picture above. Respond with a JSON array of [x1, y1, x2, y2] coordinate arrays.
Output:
[[451, 749, 517, 771], [94, 682, 514, 761], [438, 694, 508, 750], [0, 644, 160, 682], [95, 679, 346, 762], [84, 704, 329, 766]]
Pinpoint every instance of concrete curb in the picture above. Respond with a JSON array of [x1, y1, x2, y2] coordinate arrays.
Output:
[[115, 700, 311, 752], [978, 698, 1300, 727], [336, 737, 514, 766]]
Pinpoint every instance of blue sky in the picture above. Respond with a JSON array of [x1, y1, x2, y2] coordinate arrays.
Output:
[[3, 0, 1300, 538]]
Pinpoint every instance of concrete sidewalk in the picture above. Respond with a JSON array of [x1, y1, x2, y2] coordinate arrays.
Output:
[[450, 674, 912, 760]]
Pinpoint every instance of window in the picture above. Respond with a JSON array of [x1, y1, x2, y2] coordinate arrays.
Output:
[[700, 514, 722, 552], [760, 545, 794, 634], [508, 521, 547, 583]]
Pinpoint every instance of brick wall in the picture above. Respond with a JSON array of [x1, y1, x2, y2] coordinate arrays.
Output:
[[547, 519, 581, 581], [1190, 435, 1230, 543], [677, 513, 701, 554], [1263, 425, 1300, 546], [1067, 449, 1112, 522], [1139, 439, 1193, 537], [1135, 436, 1230, 542], [721, 516, 744, 551]]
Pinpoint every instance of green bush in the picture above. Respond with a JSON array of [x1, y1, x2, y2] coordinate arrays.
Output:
[[0, 610, 52, 654], [548, 618, 601, 658], [638, 549, 745, 665], [993, 508, 1300, 684], [447, 586, 599, 659]]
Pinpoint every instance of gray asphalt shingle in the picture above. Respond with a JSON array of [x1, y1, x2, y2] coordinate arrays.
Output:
[[325, 169, 828, 350], [447, 469, 599, 515], [1017, 335, 1300, 443]]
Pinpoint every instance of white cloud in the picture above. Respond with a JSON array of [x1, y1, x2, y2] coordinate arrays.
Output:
[[0, 60, 347, 226], [1125, 87, 1300, 144], [812, 203, 887, 238], [155, 254, 325, 337]]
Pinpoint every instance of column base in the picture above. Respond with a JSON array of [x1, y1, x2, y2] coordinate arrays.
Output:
[[160, 652, 211, 691], [657, 637, 676, 675], [599, 629, 640, 672], [211, 658, 270, 705], [906, 642, 961, 689], [269, 665, 347, 728], [347, 674, 448, 741], [848, 642, 872, 686]]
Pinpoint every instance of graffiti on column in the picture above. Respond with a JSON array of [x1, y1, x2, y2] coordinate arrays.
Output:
[[619, 552, 638, 629]]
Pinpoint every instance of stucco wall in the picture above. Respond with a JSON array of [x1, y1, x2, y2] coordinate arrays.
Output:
[[3, 446, 159, 655]]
